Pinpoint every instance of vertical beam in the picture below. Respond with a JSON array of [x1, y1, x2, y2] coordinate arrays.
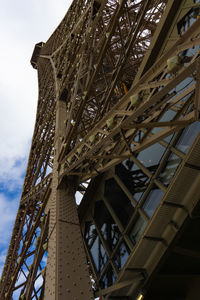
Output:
[[56, 178, 93, 299], [43, 153, 57, 298], [44, 99, 93, 299]]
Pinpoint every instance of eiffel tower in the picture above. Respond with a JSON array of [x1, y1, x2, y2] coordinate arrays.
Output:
[[1, 0, 200, 299]]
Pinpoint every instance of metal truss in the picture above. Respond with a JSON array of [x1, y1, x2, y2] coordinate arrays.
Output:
[[60, 18, 200, 182], [1, 0, 200, 299]]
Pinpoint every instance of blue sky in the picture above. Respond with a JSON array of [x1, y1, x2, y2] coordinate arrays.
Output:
[[0, 0, 72, 277]]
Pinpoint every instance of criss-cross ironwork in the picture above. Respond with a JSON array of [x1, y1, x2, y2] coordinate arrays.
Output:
[[1, 0, 200, 299]]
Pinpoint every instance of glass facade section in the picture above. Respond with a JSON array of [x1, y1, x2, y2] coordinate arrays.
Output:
[[100, 264, 116, 289], [174, 91, 194, 110], [152, 110, 176, 135], [114, 241, 130, 271], [116, 160, 150, 202], [152, 110, 176, 143], [94, 200, 121, 251], [85, 222, 107, 273], [104, 178, 134, 227], [176, 77, 194, 94], [134, 143, 166, 172], [129, 215, 147, 245], [169, 77, 194, 101], [142, 186, 164, 218], [159, 109, 176, 122], [164, 133, 174, 144], [158, 153, 182, 186], [85, 222, 96, 246], [175, 121, 200, 154]]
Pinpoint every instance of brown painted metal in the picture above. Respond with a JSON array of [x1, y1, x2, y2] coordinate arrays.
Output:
[[43, 96, 93, 299], [59, 20, 200, 182], [1, 0, 200, 299]]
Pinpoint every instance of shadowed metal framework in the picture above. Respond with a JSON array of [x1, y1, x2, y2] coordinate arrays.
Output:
[[1, 0, 200, 299]]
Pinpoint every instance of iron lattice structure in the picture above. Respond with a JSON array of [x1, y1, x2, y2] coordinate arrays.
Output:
[[1, 0, 200, 299]]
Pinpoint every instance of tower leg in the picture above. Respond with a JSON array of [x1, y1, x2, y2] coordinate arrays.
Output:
[[44, 100, 93, 299]]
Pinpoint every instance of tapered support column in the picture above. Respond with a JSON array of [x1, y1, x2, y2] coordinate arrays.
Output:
[[44, 99, 93, 299], [56, 179, 93, 299]]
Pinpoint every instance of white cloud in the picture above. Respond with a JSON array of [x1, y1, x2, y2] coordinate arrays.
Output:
[[0, 193, 19, 277], [0, 0, 71, 187], [0, 157, 26, 192]]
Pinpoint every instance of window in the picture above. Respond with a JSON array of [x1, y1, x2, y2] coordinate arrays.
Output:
[[164, 133, 174, 144], [104, 178, 134, 227], [152, 110, 176, 135], [94, 200, 121, 251], [116, 160, 150, 202], [134, 143, 166, 173], [100, 264, 116, 289], [175, 121, 200, 154], [129, 214, 147, 245], [152, 110, 176, 143], [169, 77, 194, 100], [158, 153, 182, 186], [85, 222, 96, 247], [114, 241, 130, 271], [174, 91, 194, 110], [85, 222, 107, 273], [160, 109, 177, 122], [142, 186, 164, 218]]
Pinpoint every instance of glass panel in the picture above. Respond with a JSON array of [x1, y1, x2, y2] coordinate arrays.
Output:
[[114, 241, 130, 271], [175, 121, 200, 154], [158, 153, 182, 186], [104, 178, 134, 227], [175, 77, 194, 94], [152, 110, 177, 143], [116, 160, 150, 202], [100, 264, 116, 289], [134, 143, 166, 173], [94, 200, 121, 251], [174, 90, 194, 109], [168, 78, 194, 103], [85, 222, 107, 273], [129, 215, 147, 245], [160, 109, 177, 122], [152, 109, 177, 135], [142, 186, 164, 218], [85, 222, 96, 246], [164, 133, 174, 144]]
